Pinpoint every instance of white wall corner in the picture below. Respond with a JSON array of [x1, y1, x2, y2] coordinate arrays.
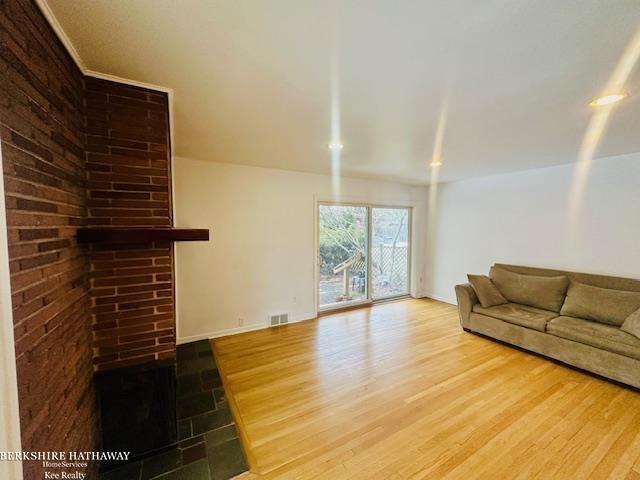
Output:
[[422, 292, 457, 305], [0, 144, 23, 478]]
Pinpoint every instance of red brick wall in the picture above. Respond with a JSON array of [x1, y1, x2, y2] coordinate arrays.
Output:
[[0, 1, 98, 479], [84, 77, 176, 370]]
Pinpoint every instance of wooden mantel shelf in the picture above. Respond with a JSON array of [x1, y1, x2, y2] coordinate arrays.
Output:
[[77, 228, 209, 244]]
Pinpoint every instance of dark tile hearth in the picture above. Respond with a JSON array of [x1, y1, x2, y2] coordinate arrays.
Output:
[[207, 438, 247, 480], [177, 390, 216, 419], [100, 340, 248, 480], [96, 360, 178, 463]]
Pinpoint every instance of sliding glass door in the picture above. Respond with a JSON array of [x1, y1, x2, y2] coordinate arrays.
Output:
[[318, 203, 410, 311], [371, 207, 410, 300]]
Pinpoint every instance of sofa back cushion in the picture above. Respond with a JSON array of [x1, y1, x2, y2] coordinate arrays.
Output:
[[467, 274, 507, 308], [560, 282, 640, 326], [489, 266, 569, 312], [494, 264, 640, 293]]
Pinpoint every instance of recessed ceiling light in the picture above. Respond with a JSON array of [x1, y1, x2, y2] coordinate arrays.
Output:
[[589, 93, 626, 106], [328, 142, 344, 151]]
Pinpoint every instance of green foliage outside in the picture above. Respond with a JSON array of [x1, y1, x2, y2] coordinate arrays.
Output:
[[318, 206, 366, 275]]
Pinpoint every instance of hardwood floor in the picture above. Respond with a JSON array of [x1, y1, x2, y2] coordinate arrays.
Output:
[[211, 298, 640, 479]]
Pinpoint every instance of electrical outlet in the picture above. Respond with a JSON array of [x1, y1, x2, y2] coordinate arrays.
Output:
[[238, 318, 244, 326]]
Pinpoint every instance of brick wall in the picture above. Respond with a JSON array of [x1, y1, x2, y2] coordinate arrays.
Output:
[[84, 77, 176, 370], [0, 1, 98, 479]]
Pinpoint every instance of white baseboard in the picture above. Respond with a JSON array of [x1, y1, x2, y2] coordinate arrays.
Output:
[[421, 292, 456, 305], [177, 313, 316, 345]]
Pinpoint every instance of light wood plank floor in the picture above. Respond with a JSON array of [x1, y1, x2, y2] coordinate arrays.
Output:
[[212, 298, 640, 479]]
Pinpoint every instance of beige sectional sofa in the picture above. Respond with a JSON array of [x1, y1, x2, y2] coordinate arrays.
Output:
[[455, 264, 640, 389]]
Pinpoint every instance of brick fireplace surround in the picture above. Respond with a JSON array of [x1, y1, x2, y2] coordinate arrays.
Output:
[[85, 77, 175, 371], [1, 1, 176, 479]]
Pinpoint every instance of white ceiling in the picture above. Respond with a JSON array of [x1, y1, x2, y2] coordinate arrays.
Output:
[[45, 0, 640, 184]]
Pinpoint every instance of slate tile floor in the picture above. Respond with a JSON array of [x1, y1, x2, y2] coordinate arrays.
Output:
[[100, 340, 248, 480]]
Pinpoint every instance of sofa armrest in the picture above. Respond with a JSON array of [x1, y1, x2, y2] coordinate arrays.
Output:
[[455, 283, 478, 329]]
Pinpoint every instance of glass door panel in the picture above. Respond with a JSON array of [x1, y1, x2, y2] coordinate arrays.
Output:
[[371, 207, 410, 299], [318, 205, 368, 309]]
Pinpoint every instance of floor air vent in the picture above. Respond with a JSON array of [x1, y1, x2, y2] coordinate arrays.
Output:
[[269, 312, 289, 326]]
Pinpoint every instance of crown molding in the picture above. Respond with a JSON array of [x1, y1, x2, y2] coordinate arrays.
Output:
[[84, 70, 174, 94], [34, 0, 174, 97]]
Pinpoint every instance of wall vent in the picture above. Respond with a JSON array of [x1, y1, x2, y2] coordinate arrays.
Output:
[[269, 312, 289, 327]]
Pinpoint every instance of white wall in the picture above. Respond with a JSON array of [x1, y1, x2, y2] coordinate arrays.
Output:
[[174, 157, 428, 342], [0, 144, 23, 478], [425, 152, 640, 304]]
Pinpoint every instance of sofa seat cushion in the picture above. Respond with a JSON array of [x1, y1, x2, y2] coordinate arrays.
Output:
[[472, 302, 558, 332], [547, 316, 640, 360]]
